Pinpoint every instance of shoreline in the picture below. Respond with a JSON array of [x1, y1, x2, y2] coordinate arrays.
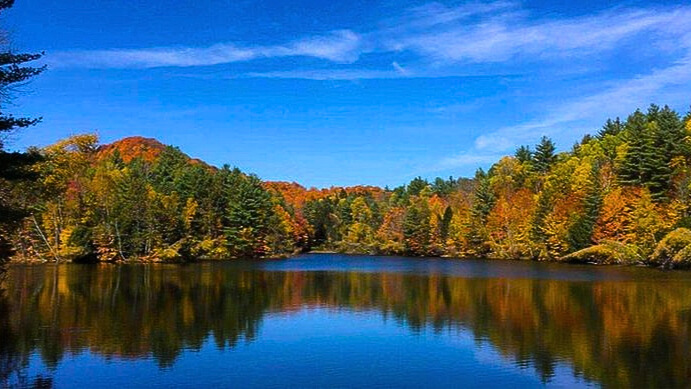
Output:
[[4, 250, 666, 270]]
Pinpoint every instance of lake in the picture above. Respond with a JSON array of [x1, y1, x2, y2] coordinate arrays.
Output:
[[2, 254, 691, 388]]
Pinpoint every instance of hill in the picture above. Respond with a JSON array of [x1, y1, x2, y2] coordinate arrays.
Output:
[[96, 136, 207, 166]]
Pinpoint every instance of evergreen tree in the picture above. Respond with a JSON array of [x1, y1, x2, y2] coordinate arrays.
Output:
[[579, 134, 594, 146], [407, 176, 429, 196], [597, 118, 623, 138], [683, 109, 691, 158], [0, 0, 45, 260], [113, 159, 152, 257], [150, 146, 188, 193], [0, 1, 45, 149], [466, 169, 495, 253], [470, 169, 494, 220], [657, 105, 684, 155], [389, 185, 409, 206], [530, 190, 552, 245], [439, 206, 453, 241], [223, 171, 273, 257], [432, 176, 457, 197], [566, 165, 603, 251], [619, 106, 681, 201], [403, 198, 431, 256], [619, 110, 647, 186], [515, 145, 532, 163], [642, 105, 675, 200], [639, 122, 669, 200], [303, 199, 332, 246], [533, 136, 556, 174]]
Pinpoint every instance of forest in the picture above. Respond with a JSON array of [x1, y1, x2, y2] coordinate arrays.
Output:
[[2, 104, 691, 268]]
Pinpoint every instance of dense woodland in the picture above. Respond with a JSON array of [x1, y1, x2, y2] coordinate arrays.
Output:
[[3, 104, 691, 267]]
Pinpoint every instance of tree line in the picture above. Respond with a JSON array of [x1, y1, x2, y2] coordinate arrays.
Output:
[[2, 104, 691, 267], [277, 104, 691, 267]]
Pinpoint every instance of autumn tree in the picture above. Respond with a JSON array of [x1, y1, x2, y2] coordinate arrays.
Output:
[[5, 103, 691, 265], [375, 205, 405, 254], [343, 196, 375, 251]]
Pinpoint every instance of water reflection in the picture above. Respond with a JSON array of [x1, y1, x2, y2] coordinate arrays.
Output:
[[2, 259, 691, 388]]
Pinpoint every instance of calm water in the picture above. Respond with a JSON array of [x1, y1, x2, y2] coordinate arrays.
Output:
[[2, 254, 691, 388]]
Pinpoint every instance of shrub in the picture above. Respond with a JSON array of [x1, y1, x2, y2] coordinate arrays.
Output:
[[561, 241, 643, 265], [669, 245, 691, 269], [649, 228, 691, 267]]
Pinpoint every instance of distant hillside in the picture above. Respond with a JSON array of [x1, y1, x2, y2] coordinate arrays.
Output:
[[264, 181, 386, 211], [96, 136, 207, 166], [96, 136, 166, 163]]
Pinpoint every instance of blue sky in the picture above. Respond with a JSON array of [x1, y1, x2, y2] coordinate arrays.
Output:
[[4, 0, 691, 187]]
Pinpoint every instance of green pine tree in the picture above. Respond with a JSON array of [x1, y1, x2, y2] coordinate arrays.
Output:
[[515, 145, 533, 163], [620, 106, 682, 201], [0, 0, 45, 261], [466, 169, 495, 254], [533, 136, 556, 174], [223, 170, 273, 258], [566, 165, 603, 251], [403, 198, 431, 256], [407, 176, 429, 196], [597, 118, 623, 138], [439, 205, 453, 241]]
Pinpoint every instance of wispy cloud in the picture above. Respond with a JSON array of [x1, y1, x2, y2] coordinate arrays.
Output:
[[392, 61, 408, 75], [239, 68, 516, 81], [49, 2, 691, 72], [439, 152, 503, 168], [386, 6, 691, 63], [49, 30, 363, 68], [474, 51, 691, 152], [243, 69, 404, 80], [420, 3, 691, 169], [247, 61, 412, 80]]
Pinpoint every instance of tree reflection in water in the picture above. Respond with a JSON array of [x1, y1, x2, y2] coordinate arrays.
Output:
[[1, 261, 691, 388]]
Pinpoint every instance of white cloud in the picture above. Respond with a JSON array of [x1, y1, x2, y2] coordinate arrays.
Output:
[[474, 50, 691, 152], [387, 6, 691, 63], [440, 152, 503, 168], [49, 30, 363, 68], [50, 3, 691, 71], [281, 30, 363, 63], [51, 44, 258, 68], [37, 1, 691, 178], [428, 4, 691, 167], [383, 1, 520, 31], [392, 61, 408, 75], [243, 68, 404, 80]]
